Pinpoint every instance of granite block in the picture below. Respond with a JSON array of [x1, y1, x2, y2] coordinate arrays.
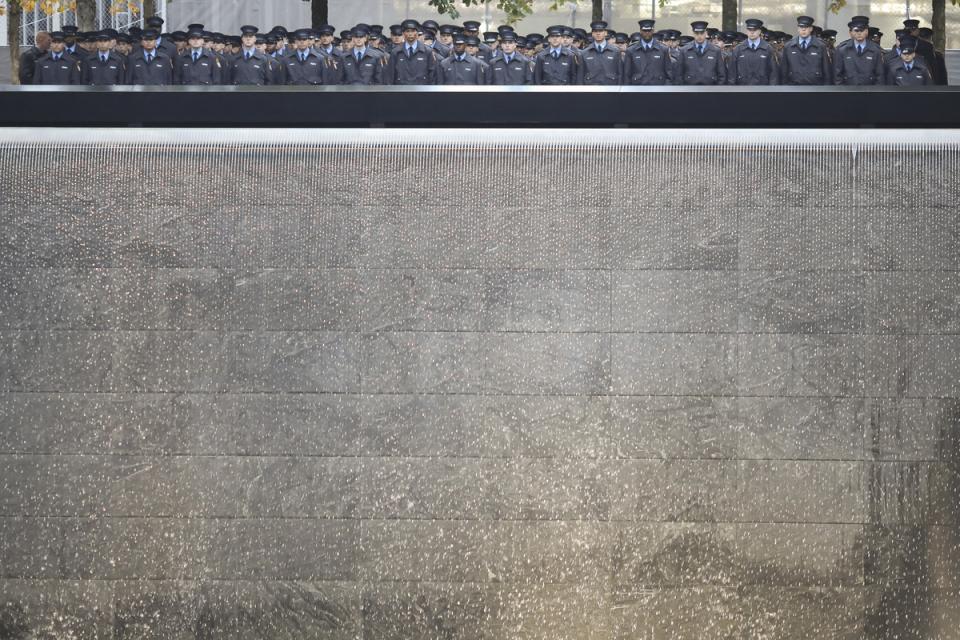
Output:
[[480, 269, 611, 332], [0, 579, 114, 640], [0, 517, 65, 578], [612, 270, 738, 332], [228, 580, 361, 640], [484, 395, 611, 459], [611, 334, 737, 395], [360, 269, 484, 332], [480, 333, 611, 395], [480, 206, 605, 269], [360, 520, 494, 583], [112, 331, 221, 392], [739, 271, 868, 333], [361, 582, 493, 640], [738, 334, 865, 397], [736, 396, 865, 461], [496, 458, 626, 521], [865, 399, 955, 462], [361, 332, 481, 394]]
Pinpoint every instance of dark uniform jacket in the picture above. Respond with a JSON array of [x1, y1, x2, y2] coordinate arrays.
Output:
[[579, 41, 623, 85], [265, 54, 287, 85], [390, 43, 437, 85], [437, 53, 488, 85], [133, 37, 178, 61], [283, 50, 330, 85], [176, 49, 223, 85], [487, 51, 534, 85], [126, 50, 174, 85], [19, 46, 47, 84], [887, 60, 932, 85], [534, 47, 582, 85], [833, 40, 884, 85], [229, 50, 273, 85], [341, 47, 386, 85], [315, 46, 345, 85], [914, 39, 939, 83], [84, 51, 126, 85], [678, 41, 726, 85], [727, 39, 779, 85], [33, 52, 83, 84], [779, 37, 831, 85], [624, 41, 674, 85]]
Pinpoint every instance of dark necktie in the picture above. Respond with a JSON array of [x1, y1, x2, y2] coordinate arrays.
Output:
[[300, 52, 307, 62], [553, 50, 559, 59], [101, 54, 108, 63], [193, 51, 199, 62], [505, 54, 512, 64], [857, 45, 863, 55], [53, 54, 61, 61], [245, 51, 251, 60], [906, 63, 912, 71], [801, 40, 807, 50], [698, 45, 704, 55], [356, 50, 362, 62], [146, 53, 153, 63], [406, 46, 413, 57]]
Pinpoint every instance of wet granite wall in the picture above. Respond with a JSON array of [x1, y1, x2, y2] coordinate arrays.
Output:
[[0, 129, 958, 639]]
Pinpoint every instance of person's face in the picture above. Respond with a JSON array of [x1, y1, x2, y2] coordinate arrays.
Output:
[[665, 38, 677, 48], [255, 41, 266, 53], [352, 35, 367, 49], [295, 37, 311, 51], [746, 27, 760, 40], [562, 35, 573, 46], [694, 31, 707, 44], [118, 42, 130, 54], [798, 26, 813, 38], [466, 44, 479, 55], [851, 27, 867, 42], [871, 34, 882, 45], [640, 28, 654, 41], [454, 42, 466, 55], [35, 33, 52, 50], [500, 40, 516, 54], [96, 39, 111, 52], [176, 40, 187, 53], [241, 33, 256, 48], [901, 51, 916, 62], [141, 37, 157, 51], [548, 34, 561, 48], [320, 34, 333, 46], [439, 33, 453, 45], [403, 28, 418, 44], [617, 41, 626, 52], [592, 28, 606, 43], [189, 36, 203, 50]]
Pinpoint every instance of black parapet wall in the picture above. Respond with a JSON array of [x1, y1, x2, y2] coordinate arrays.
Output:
[[1, 85, 960, 127], [1, 128, 959, 638]]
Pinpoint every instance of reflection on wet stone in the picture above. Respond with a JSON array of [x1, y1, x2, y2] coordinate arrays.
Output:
[[0, 131, 959, 638]]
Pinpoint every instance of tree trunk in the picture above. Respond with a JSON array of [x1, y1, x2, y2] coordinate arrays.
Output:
[[76, 0, 97, 31], [142, 0, 156, 19], [592, 0, 603, 22], [931, 0, 946, 52], [8, 1, 22, 84], [312, 0, 329, 28], [721, 0, 737, 32]]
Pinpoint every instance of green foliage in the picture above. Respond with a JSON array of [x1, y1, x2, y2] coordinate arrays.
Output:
[[427, 0, 534, 24]]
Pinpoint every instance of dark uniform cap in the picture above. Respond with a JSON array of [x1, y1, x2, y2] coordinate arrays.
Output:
[[94, 31, 111, 40], [254, 34, 266, 44], [422, 20, 440, 31], [744, 18, 763, 29], [340, 30, 352, 39], [590, 21, 608, 31], [515, 36, 527, 47], [103, 28, 118, 38], [918, 27, 933, 37], [680, 35, 694, 45], [796, 16, 814, 27], [61, 25, 79, 35], [116, 33, 132, 43], [546, 25, 563, 36], [226, 36, 240, 45], [822, 29, 837, 38], [369, 25, 384, 35], [690, 21, 708, 32], [270, 26, 288, 36], [400, 19, 419, 31], [707, 27, 720, 36], [483, 31, 498, 42], [629, 32, 643, 42], [500, 31, 517, 42], [390, 25, 403, 36], [497, 24, 513, 34], [240, 25, 259, 35], [868, 27, 880, 37], [663, 29, 680, 40], [638, 19, 655, 30], [291, 28, 311, 40], [350, 26, 370, 38], [187, 23, 204, 32], [141, 29, 160, 40], [848, 19, 868, 30], [128, 26, 143, 36], [527, 33, 543, 44], [903, 19, 920, 29], [315, 24, 334, 35], [145, 16, 164, 28], [186, 28, 204, 39], [615, 33, 628, 43], [264, 34, 278, 44], [170, 30, 187, 41], [465, 35, 480, 46], [812, 26, 823, 36], [440, 25, 457, 35], [463, 21, 481, 31], [561, 27, 574, 37], [452, 33, 467, 44]]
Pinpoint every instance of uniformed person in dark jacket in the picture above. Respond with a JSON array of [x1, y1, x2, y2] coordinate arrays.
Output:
[[833, 19, 885, 85], [390, 19, 437, 85], [84, 31, 126, 85], [886, 37, 932, 85], [780, 16, 831, 85], [727, 19, 778, 84], [917, 28, 948, 85], [33, 32, 83, 84], [625, 20, 674, 85], [126, 29, 175, 85], [679, 21, 726, 85], [535, 26, 582, 85], [342, 26, 386, 85], [19, 31, 51, 85], [176, 28, 223, 85], [60, 25, 83, 61], [283, 29, 330, 85], [580, 21, 622, 85], [902, 19, 939, 83], [314, 25, 345, 85], [438, 34, 487, 85], [229, 25, 274, 85], [142, 16, 179, 60], [487, 31, 534, 85]]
